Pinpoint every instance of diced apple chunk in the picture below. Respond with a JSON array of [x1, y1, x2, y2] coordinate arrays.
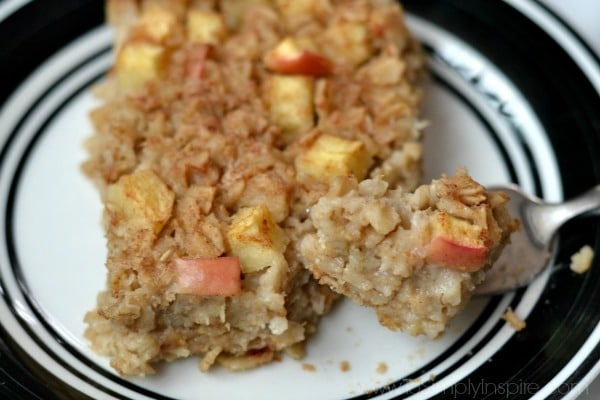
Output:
[[264, 75, 314, 142], [136, 5, 178, 42], [115, 42, 166, 90], [295, 134, 373, 181], [264, 37, 333, 77], [322, 21, 372, 67], [425, 213, 489, 272], [106, 169, 174, 234], [186, 10, 227, 44], [226, 205, 288, 273], [173, 257, 242, 296]]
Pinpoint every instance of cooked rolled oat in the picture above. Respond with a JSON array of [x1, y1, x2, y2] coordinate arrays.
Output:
[[84, 0, 427, 376]]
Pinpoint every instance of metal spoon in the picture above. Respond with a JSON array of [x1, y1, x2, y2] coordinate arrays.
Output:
[[475, 184, 600, 295]]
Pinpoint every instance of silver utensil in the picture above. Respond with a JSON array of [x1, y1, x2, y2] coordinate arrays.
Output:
[[475, 184, 600, 295]]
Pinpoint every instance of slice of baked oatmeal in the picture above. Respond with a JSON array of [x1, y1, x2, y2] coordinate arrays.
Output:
[[301, 169, 518, 338]]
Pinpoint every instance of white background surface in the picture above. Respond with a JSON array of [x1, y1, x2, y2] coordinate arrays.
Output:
[[539, 1, 600, 398], [542, 0, 600, 57]]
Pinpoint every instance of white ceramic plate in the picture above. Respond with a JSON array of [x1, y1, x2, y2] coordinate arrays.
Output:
[[1, 1, 600, 399]]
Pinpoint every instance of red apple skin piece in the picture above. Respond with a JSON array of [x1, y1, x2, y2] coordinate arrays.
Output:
[[265, 50, 333, 77], [425, 236, 489, 272], [173, 256, 242, 296]]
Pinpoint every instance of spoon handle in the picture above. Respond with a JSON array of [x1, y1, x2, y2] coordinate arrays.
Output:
[[529, 185, 600, 245], [579, 185, 600, 217], [561, 185, 600, 217]]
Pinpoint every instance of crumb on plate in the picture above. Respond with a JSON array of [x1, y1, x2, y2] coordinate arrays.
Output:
[[302, 363, 317, 372], [570, 245, 594, 274], [502, 307, 526, 332], [340, 360, 351, 372], [376, 362, 388, 374]]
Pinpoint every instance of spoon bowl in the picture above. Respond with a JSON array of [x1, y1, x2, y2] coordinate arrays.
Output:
[[475, 184, 600, 295]]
